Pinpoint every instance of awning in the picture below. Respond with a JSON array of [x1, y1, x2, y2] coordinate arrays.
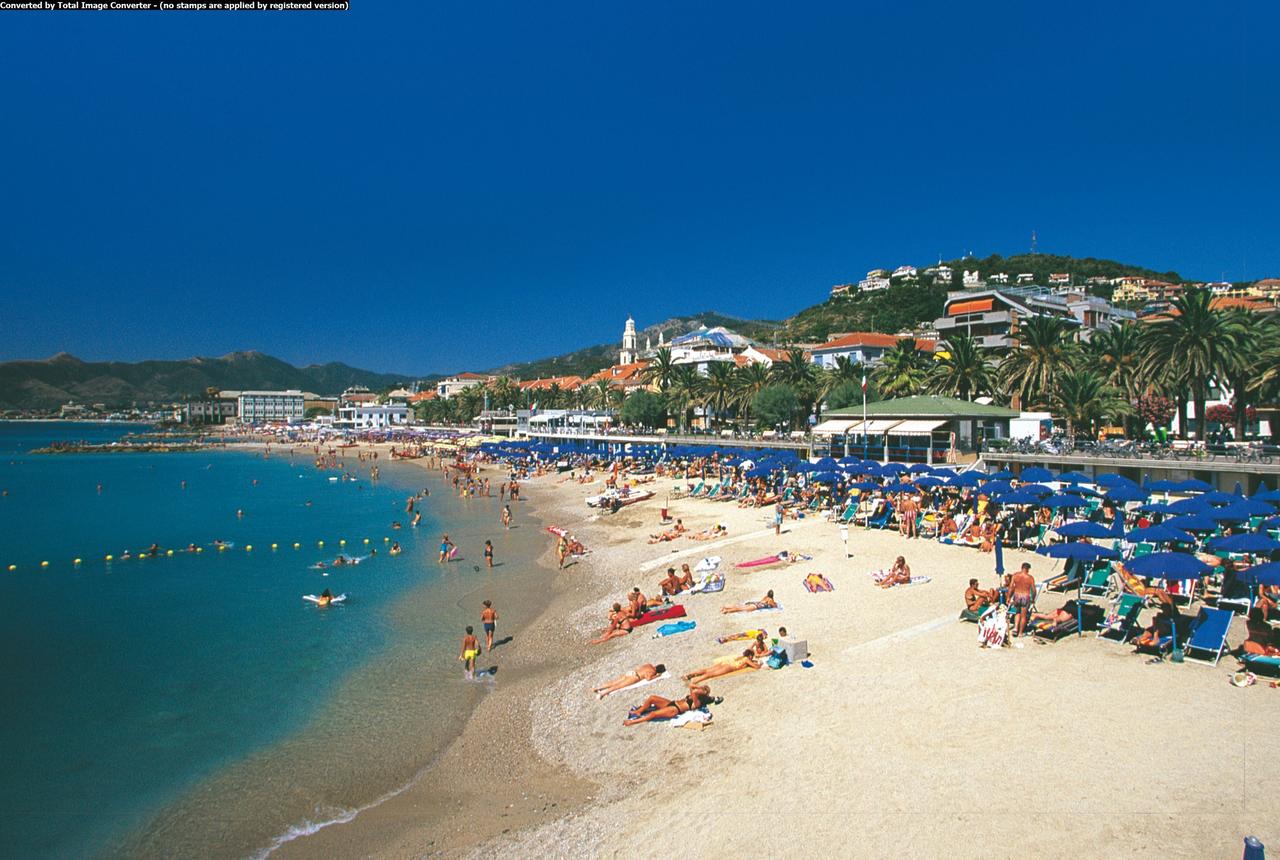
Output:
[[847, 419, 903, 434], [949, 298, 994, 315], [888, 419, 947, 435], [812, 419, 858, 435]]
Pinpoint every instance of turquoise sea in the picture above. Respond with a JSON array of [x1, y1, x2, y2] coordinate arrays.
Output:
[[0, 423, 531, 859]]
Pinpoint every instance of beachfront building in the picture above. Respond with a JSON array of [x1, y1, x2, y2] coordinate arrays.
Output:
[[932, 286, 1134, 349], [669, 326, 753, 373], [335, 403, 411, 430], [237, 390, 305, 425], [521, 409, 613, 437], [817, 394, 1017, 462], [809, 332, 936, 369], [339, 386, 378, 406], [584, 360, 650, 393], [436, 372, 494, 399], [182, 391, 239, 424]]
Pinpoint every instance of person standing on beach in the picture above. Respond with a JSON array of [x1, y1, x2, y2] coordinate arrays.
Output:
[[1009, 562, 1035, 638], [480, 600, 499, 652], [484, 540, 494, 568], [459, 626, 480, 679], [774, 502, 784, 536], [501, 505, 512, 529], [499, 482, 506, 501], [439, 534, 455, 564]]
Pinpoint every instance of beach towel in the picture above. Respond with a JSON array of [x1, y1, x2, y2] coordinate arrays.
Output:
[[632, 604, 687, 627], [689, 573, 725, 594], [736, 553, 787, 569], [653, 620, 696, 638], [669, 708, 713, 728], [748, 604, 784, 612], [694, 556, 722, 572], [804, 573, 834, 593], [977, 604, 1007, 648], [717, 628, 765, 644]]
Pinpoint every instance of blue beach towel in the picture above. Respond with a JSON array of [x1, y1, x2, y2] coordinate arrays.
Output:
[[654, 620, 697, 637]]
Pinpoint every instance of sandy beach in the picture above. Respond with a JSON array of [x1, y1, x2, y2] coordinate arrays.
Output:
[[261, 451, 1280, 859]]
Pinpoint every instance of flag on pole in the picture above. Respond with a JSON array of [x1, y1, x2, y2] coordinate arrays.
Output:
[[860, 374, 867, 392]]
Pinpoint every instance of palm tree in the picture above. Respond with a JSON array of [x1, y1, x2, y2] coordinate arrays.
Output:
[[1140, 288, 1241, 440], [703, 361, 737, 429], [1087, 322, 1144, 435], [1049, 368, 1134, 438], [732, 363, 771, 421], [999, 316, 1079, 409], [770, 347, 818, 423], [1247, 315, 1280, 430], [928, 332, 994, 401], [641, 347, 677, 392], [588, 379, 612, 411], [667, 365, 705, 432], [1219, 308, 1264, 440], [874, 338, 930, 398]]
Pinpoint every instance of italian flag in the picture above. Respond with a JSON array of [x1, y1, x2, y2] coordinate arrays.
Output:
[[860, 374, 867, 392]]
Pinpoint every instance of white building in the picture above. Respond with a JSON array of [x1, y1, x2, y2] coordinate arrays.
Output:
[[1016, 273, 1035, 285], [891, 265, 918, 281], [858, 275, 891, 291], [237, 390, 305, 425], [669, 326, 753, 373], [436, 373, 493, 399], [337, 403, 411, 430], [620, 316, 638, 365], [962, 269, 983, 287], [988, 272, 1010, 285]]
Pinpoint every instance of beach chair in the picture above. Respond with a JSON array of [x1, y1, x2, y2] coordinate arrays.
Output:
[[1182, 607, 1233, 666], [1240, 652, 1280, 677], [699, 482, 720, 500], [1079, 564, 1112, 597], [854, 498, 883, 528], [684, 481, 705, 499], [1131, 542, 1154, 559], [1096, 594, 1144, 644], [867, 502, 895, 530]]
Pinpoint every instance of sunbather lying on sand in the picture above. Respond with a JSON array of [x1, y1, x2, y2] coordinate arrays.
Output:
[[721, 590, 778, 613], [688, 524, 728, 541], [683, 652, 761, 685], [1028, 606, 1073, 629], [622, 684, 718, 726], [593, 663, 666, 700], [591, 604, 634, 644], [648, 520, 688, 543]]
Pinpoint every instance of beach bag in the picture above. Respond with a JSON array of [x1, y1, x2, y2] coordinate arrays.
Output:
[[767, 647, 788, 670]]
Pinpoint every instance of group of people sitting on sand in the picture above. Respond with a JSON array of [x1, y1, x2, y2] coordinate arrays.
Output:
[[658, 565, 697, 596], [648, 519, 688, 543], [590, 585, 669, 644]]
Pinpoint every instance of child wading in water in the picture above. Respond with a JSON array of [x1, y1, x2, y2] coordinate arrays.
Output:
[[459, 626, 480, 679], [480, 600, 499, 652]]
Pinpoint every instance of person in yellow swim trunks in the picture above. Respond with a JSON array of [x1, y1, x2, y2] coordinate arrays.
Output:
[[459, 626, 480, 680]]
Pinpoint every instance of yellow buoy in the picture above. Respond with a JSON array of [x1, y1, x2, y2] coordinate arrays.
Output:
[[363, 538, 370, 544], [196, 546, 203, 553], [218, 544, 227, 551], [293, 542, 300, 549], [246, 545, 253, 552], [318, 540, 324, 547], [339, 539, 346, 546], [40, 560, 49, 568], [384, 536, 390, 542], [166, 549, 174, 556], [74, 558, 82, 565], [271, 543, 278, 550], [7, 564, 15, 571], [105, 554, 113, 561]]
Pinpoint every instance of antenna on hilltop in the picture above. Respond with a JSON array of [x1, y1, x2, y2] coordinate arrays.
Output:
[[1030, 230, 1038, 255]]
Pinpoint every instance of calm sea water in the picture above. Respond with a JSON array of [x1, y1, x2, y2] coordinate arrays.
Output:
[[0, 423, 530, 859]]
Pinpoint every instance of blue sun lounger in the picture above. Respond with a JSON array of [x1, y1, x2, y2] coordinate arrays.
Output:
[[1241, 653, 1280, 677], [1183, 607, 1234, 667]]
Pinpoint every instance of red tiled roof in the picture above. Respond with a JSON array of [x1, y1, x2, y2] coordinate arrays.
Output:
[[454, 372, 491, 380], [814, 332, 936, 352], [518, 375, 585, 391], [408, 391, 437, 402]]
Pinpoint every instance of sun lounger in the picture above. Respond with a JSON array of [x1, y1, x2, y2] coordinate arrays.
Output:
[[867, 503, 895, 530], [1182, 607, 1233, 666], [1043, 560, 1084, 594], [1240, 653, 1280, 677], [1079, 564, 1113, 597], [1097, 594, 1144, 644]]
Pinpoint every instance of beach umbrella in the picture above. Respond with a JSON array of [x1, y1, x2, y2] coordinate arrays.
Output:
[[1136, 502, 1175, 514], [1176, 479, 1216, 493], [1056, 471, 1093, 484], [948, 473, 985, 487], [1041, 494, 1089, 509], [879, 462, 908, 475], [913, 475, 947, 487], [1124, 525, 1196, 544], [908, 463, 934, 474], [1037, 542, 1119, 561], [1095, 473, 1136, 487], [1209, 503, 1267, 522], [979, 480, 1015, 497], [997, 489, 1049, 505], [988, 469, 1016, 480], [1145, 479, 1182, 493], [1221, 499, 1277, 517], [1238, 562, 1280, 587], [882, 482, 916, 493], [930, 468, 958, 478], [838, 456, 861, 466], [1054, 521, 1117, 539], [811, 471, 842, 484], [1105, 485, 1149, 503], [994, 536, 1005, 576], [1126, 552, 1212, 581], [1206, 533, 1280, 554], [1019, 484, 1056, 497], [1165, 497, 1211, 515], [1021, 466, 1054, 482], [1197, 491, 1240, 506], [1164, 514, 1218, 533], [815, 457, 838, 470], [847, 480, 880, 491], [1252, 489, 1280, 503]]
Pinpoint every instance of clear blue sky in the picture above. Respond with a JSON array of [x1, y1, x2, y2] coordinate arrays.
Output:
[[1, 1, 1276, 374]]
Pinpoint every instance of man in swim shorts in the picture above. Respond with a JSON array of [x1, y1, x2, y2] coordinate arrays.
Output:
[[480, 600, 499, 652], [459, 625, 480, 680], [1009, 562, 1035, 637]]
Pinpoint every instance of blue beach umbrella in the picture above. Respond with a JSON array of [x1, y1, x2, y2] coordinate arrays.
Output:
[[1164, 514, 1217, 532], [997, 489, 1049, 505], [1095, 473, 1136, 487], [847, 481, 880, 491], [949, 473, 985, 488], [1037, 543, 1119, 561], [1176, 479, 1215, 493], [1197, 491, 1240, 506], [1021, 466, 1054, 483], [1145, 479, 1181, 493], [1126, 552, 1212, 581], [988, 469, 1015, 481], [1056, 471, 1093, 484], [1105, 485, 1149, 503], [1018, 484, 1056, 498], [879, 462, 909, 475], [1055, 521, 1118, 539], [811, 471, 842, 484], [908, 463, 934, 474], [930, 468, 958, 479], [978, 480, 1014, 497], [1252, 489, 1280, 503], [1166, 497, 1211, 515], [1041, 494, 1089, 509], [1137, 502, 1175, 514], [1238, 562, 1280, 587], [1206, 533, 1280, 554], [1219, 499, 1277, 517], [913, 476, 947, 487], [1124, 525, 1195, 544]]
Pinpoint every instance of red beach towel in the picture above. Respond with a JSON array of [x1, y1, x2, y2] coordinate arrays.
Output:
[[632, 605, 687, 627]]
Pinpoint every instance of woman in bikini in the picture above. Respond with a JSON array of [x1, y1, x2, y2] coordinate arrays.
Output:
[[721, 589, 778, 614], [878, 557, 912, 588], [590, 604, 634, 644], [593, 663, 666, 700], [622, 684, 717, 725], [683, 651, 762, 685]]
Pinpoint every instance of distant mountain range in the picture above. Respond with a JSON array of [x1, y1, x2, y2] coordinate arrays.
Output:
[[0, 351, 421, 411], [0, 253, 1229, 411]]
